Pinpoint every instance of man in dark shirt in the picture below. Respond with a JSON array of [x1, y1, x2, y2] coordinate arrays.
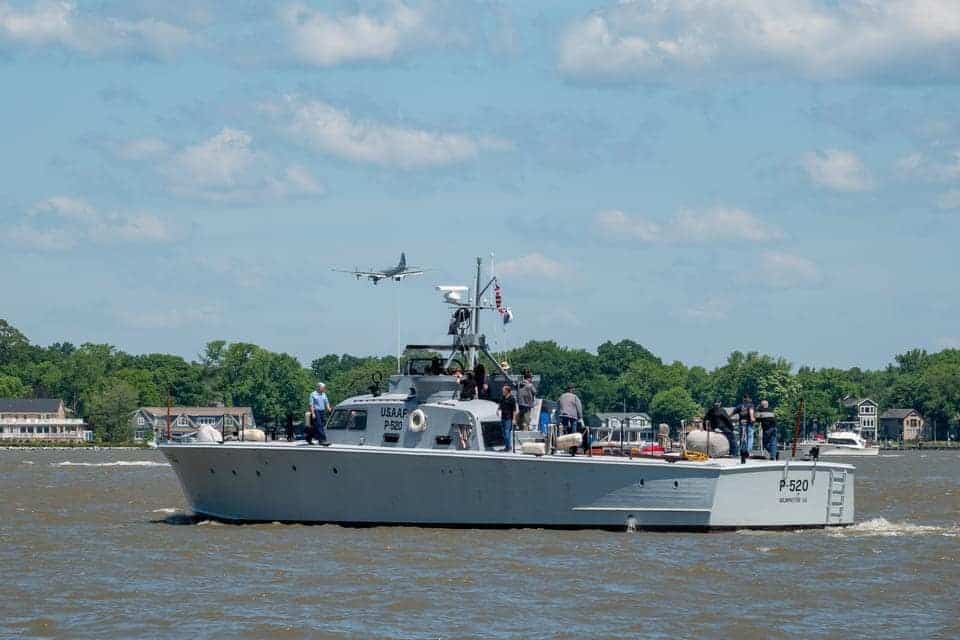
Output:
[[499, 385, 517, 452], [757, 399, 778, 460], [705, 401, 738, 458], [459, 371, 477, 400], [734, 394, 756, 461]]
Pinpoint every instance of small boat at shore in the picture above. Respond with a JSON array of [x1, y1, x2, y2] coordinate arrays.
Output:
[[795, 429, 879, 457], [159, 257, 855, 531]]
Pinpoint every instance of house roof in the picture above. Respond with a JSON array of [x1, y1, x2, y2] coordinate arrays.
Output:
[[140, 406, 253, 417], [880, 408, 920, 420], [0, 398, 63, 413], [842, 396, 877, 408]]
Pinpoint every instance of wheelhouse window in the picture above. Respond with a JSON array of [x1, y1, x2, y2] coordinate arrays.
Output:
[[327, 409, 367, 431], [347, 409, 367, 430], [828, 437, 858, 445]]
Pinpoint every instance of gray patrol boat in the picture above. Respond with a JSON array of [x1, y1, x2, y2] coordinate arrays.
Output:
[[159, 258, 854, 530]]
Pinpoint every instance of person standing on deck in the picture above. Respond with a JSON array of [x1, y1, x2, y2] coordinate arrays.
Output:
[[516, 369, 537, 430], [734, 394, 756, 462], [459, 371, 478, 400], [309, 382, 332, 445], [499, 384, 517, 452], [705, 401, 738, 458], [557, 384, 583, 435], [757, 400, 778, 460]]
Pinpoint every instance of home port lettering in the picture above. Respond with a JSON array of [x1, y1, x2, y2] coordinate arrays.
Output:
[[381, 406, 408, 431], [778, 478, 810, 504]]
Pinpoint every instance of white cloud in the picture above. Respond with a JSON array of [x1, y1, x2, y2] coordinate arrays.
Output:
[[0, 1, 195, 58], [7, 196, 175, 252], [803, 149, 874, 192], [938, 336, 960, 349], [33, 195, 97, 221], [172, 128, 256, 189], [498, 253, 570, 280], [116, 137, 169, 161], [595, 207, 783, 244], [757, 250, 823, 289], [269, 96, 512, 169], [138, 127, 324, 203], [280, 2, 433, 66], [682, 299, 729, 322], [117, 305, 223, 330], [559, 0, 960, 83], [897, 150, 960, 182], [937, 189, 960, 209]]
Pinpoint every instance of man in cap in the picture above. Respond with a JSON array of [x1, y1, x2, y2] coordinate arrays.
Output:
[[309, 382, 332, 445], [516, 368, 537, 430]]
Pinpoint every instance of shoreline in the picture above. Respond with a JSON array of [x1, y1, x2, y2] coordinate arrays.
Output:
[[1, 444, 153, 451]]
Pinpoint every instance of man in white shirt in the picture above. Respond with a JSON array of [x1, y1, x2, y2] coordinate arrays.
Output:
[[309, 382, 332, 445]]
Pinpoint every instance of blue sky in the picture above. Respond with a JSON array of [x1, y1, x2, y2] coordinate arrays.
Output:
[[2, 0, 959, 370]]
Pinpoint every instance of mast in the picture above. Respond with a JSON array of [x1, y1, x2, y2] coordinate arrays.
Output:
[[470, 256, 482, 369]]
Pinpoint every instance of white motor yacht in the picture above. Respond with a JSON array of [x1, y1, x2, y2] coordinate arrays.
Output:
[[796, 426, 879, 458]]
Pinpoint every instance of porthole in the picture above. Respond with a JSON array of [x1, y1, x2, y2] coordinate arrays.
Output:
[[639, 478, 644, 487], [209, 468, 215, 475], [292, 465, 297, 472], [331, 466, 339, 476], [256, 470, 261, 478], [673, 480, 679, 489], [231, 469, 237, 476]]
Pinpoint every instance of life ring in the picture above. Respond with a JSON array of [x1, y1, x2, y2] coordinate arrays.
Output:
[[408, 409, 427, 433]]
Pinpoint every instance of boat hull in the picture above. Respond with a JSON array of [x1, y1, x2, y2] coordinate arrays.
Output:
[[819, 447, 880, 457], [160, 443, 854, 530]]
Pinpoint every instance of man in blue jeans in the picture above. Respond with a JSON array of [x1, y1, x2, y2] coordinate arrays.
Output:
[[309, 382, 332, 445], [734, 394, 756, 462], [498, 384, 517, 452], [757, 399, 778, 460]]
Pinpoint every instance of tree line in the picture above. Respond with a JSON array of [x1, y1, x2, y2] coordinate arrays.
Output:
[[2, 319, 958, 442]]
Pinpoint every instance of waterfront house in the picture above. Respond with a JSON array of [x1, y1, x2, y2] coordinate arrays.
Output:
[[595, 412, 654, 441], [132, 405, 256, 441], [0, 398, 91, 443], [841, 396, 878, 441], [879, 408, 925, 441]]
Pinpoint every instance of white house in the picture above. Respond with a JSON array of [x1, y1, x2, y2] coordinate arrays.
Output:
[[0, 398, 91, 443]]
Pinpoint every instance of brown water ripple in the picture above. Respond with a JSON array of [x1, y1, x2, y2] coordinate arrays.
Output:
[[2, 449, 959, 639]]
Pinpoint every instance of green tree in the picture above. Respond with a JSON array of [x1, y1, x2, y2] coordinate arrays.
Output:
[[0, 373, 28, 398], [86, 380, 139, 443], [649, 386, 700, 431], [0, 319, 34, 370], [596, 339, 660, 376], [329, 359, 397, 405]]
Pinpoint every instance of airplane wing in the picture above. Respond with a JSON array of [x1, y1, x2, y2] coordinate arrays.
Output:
[[331, 268, 387, 278]]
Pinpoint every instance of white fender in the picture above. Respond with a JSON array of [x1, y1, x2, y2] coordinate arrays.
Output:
[[407, 409, 428, 433], [196, 424, 223, 443], [239, 428, 266, 442]]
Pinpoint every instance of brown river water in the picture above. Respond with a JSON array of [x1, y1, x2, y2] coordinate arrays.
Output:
[[1, 448, 958, 639]]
